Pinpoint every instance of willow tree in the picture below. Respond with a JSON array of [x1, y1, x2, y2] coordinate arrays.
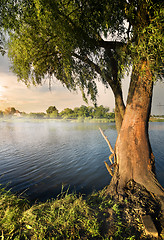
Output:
[[2, 0, 164, 207]]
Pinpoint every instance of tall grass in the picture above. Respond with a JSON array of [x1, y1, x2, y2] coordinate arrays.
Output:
[[0, 187, 101, 239], [0, 186, 148, 239]]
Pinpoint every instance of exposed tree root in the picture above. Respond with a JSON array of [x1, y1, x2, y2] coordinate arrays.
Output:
[[124, 180, 164, 238], [102, 179, 164, 238]]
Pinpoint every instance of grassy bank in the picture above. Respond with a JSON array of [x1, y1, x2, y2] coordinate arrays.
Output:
[[149, 117, 164, 122], [0, 185, 155, 240]]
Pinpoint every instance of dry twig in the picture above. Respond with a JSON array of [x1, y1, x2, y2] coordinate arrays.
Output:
[[104, 161, 114, 176], [99, 127, 114, 154], [99, 127, 116, 175]]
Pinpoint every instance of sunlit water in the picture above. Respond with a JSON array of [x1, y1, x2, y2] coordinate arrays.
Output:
[[0, 120, 163, 202]]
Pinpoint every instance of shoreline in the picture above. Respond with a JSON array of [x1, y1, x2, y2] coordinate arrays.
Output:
[[0, 116, 164, 123]]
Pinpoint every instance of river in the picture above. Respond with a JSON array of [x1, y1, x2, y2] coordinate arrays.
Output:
[[0, 120, 163, 202]]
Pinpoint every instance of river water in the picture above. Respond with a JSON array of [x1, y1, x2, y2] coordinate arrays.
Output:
[[0, 120, 163, 202]]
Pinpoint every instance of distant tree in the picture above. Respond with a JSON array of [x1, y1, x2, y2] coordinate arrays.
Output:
[[108, 112, 115, 119], [46, 106, 59, 118], [4, 107, 16, 116], [93, 105, 109, 118], [46, 106, 58, 114], [73, 107, 80, 118], [77, 105, 90, 118], [87, 106, 94, 117], [60, 108, 74, 119], [49, 111, 59, 119]]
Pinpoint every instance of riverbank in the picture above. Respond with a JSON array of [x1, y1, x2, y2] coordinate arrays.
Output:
[[0, 117, 115, 123], [1, 113, 164, 123], [149, 117, 164, 122], [0, 184, 162, 239], [0, 116, 164, 123]]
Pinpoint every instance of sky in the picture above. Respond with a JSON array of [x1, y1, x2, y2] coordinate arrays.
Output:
[[0, 54, 164, 114]]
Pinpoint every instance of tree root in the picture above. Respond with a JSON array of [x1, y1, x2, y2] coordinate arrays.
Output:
[[105, 179, 164, 238]]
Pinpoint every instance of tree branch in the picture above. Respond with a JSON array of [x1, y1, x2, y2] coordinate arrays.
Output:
[[109, 153, 114, 164], [99, 127, 114, 154], [73, 52, 106, 76], [104, 161, 115, 176], [99, 39, 125, 50]]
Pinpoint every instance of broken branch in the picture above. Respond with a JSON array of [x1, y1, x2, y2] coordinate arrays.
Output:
[[99, 127, 114, 154], [104, 161, 114, 176], [109, 153, 114, 164]]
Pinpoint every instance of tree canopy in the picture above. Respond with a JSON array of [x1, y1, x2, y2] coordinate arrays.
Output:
[[1, 0, 163, 106], [46, 106, 58, 114]]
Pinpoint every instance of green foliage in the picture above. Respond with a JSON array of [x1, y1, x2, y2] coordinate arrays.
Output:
[[0, 0, 163, 106], [75, 105, 90, 118], [0, 105, 115, 120], [23, 194, 100, 239], [48, 111, 59, 119], [0, 188, 100, 239], [128, 2, 164, 80], [46, 106, 59, 118], [92, 105, 109, 118], [59, 105, 114, 119], [46, 106, 58, 114], [60, 108, 74, 119], [0, 186, 29, 239], [0, 186, 154, 239]]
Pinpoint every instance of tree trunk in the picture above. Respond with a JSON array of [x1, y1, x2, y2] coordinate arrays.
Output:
[[114, 93, 125, 133], [110, 62, 164, 207]]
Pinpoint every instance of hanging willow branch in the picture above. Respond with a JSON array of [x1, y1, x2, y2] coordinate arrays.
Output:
[[99, 127, 116, 176]]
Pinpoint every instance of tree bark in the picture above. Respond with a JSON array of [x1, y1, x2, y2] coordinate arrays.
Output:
[[114, 92, 125, 133], [110, 62, 164, 207]]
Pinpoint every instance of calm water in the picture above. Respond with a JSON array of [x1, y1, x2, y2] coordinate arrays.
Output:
[[0, 120, 163, 202]]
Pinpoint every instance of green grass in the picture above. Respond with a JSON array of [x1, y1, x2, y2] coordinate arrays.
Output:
[[0, 187, 101, 240], [0, 186, 152, 240], [149, 117, 164, 122]]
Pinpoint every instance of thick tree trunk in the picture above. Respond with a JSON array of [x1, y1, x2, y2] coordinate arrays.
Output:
[[110, 62, 164, 207]]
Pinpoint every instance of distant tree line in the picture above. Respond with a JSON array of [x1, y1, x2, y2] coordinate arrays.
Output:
[[0, 105, 115, 120], [0, 107, 163, 121], [0, 107, 21, 117], [58, 105, 115, 119]]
